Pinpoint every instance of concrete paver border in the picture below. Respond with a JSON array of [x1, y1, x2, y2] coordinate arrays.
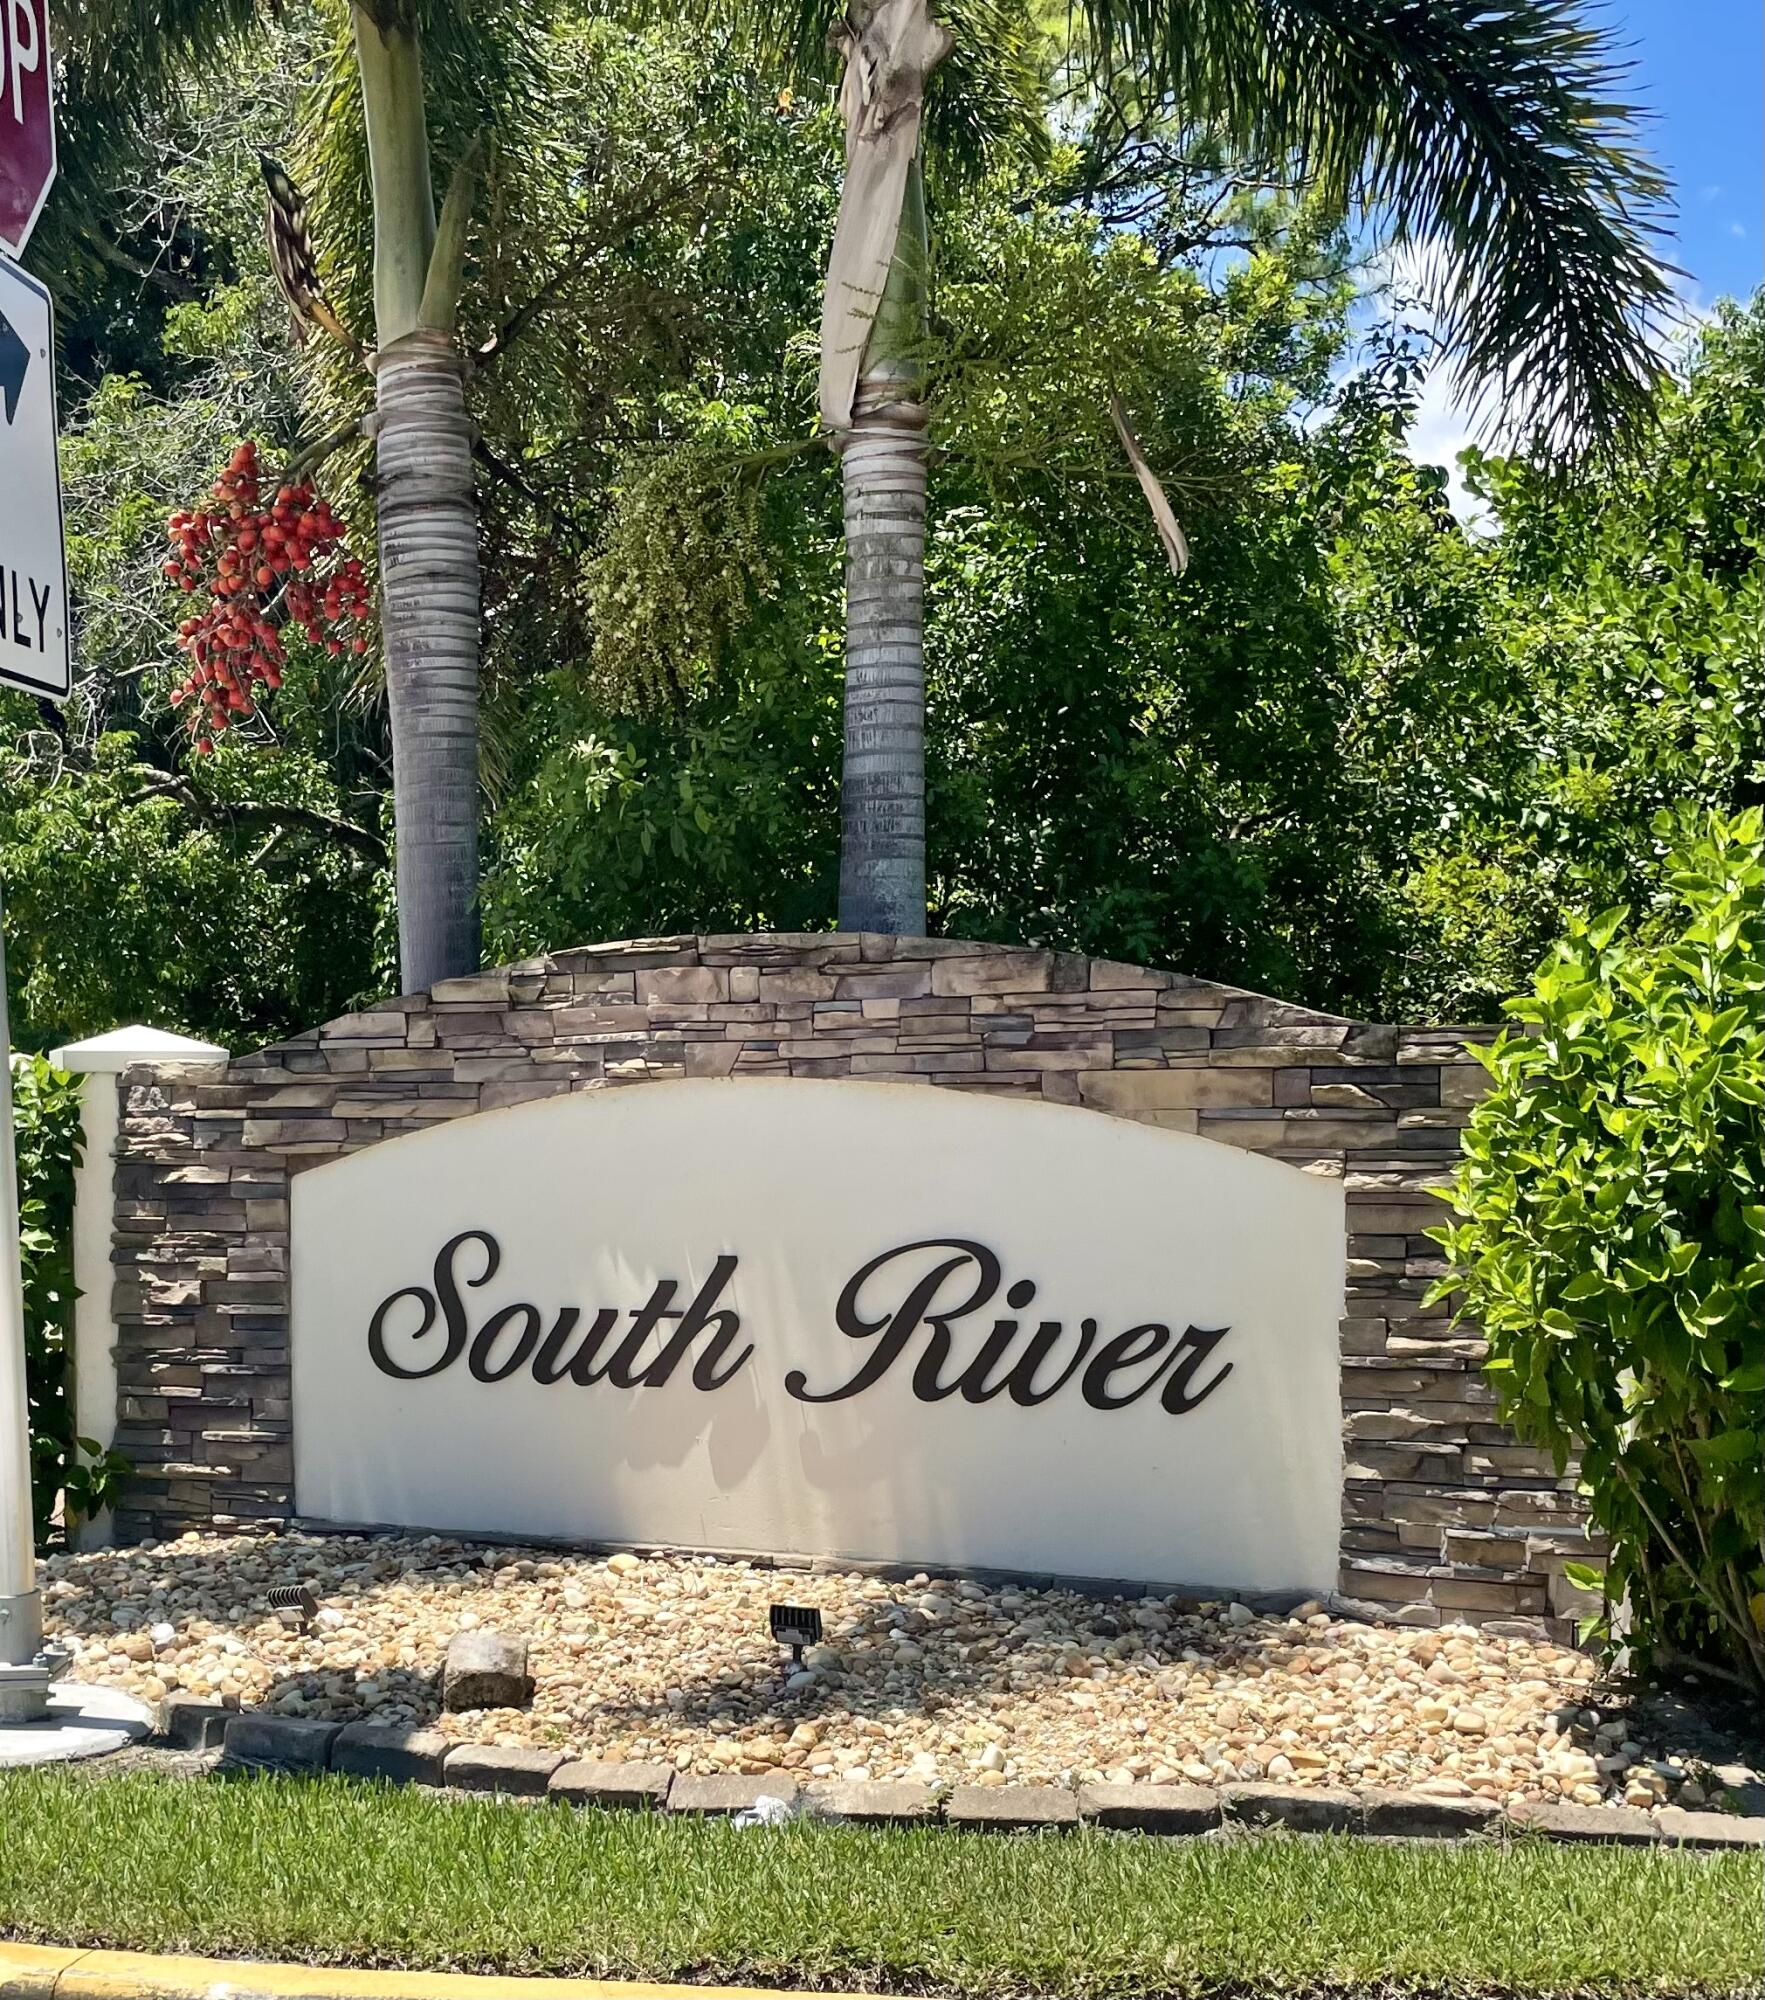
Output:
[[189, 1710, 1765, 1851]]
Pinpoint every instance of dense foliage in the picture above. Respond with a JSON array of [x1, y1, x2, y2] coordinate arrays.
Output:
[[8, 13, 1760, 1056], [2, 240, 384, 1049], [10, 1057, 126, 1544], [1434, 812, 1765, 1696], [485, 287, 1763, 1019]]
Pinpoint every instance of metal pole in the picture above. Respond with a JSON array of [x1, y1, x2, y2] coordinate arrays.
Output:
[[0, 883, 50, 1717]]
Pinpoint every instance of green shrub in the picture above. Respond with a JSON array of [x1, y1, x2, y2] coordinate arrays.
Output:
[[11, 1056, 127, 1543], [1434, 809, 1764, 1695]]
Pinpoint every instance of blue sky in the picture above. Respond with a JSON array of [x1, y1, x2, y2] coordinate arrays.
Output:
[[1410, 0, 1762, 496], [1624, 0, 1763, 306]]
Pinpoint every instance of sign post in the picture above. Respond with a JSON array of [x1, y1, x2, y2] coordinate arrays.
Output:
[[0, 903, 46, 1719], [0, 0, 64, 1722]]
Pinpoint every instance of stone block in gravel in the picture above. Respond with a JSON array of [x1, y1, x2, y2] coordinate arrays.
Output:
[[668, 1772, 800, 1817], [445, 1744, 563, 1795], [550, 1759, 673, 1810], [1652, 1807, 1764, 1851], [442, 1629, 532, 1711], [1713, 1764, 1765, 1816], [1506, 1801, 1658, 1846], [1221, 1784, 1363, 1834], [807, 1781, 940, 1824], [946, 1785, 1078, 1832], [157, 1692, 233, 1750], [1361, 1789, 1501, 1838], [221, 1713, 339, 1773], [1078, 1783, 1220, 1834], [331, 1721, 450, 1787]]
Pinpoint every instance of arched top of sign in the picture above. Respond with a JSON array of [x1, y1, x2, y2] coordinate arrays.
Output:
[[227, 932, 1389, 1190]]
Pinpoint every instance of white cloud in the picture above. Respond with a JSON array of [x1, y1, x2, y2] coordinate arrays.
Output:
[[1403, 362, 1490, 528], [1365, 246, 1714, 528]]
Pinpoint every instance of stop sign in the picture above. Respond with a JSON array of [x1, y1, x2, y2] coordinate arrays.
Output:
[[0, 0, 54, 259]]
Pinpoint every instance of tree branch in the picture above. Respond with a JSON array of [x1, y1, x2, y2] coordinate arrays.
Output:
[[472, 236, 614, 373], [472, 437, 541, 507], [472, 161, 736, 375], [1615, 1458, 1763, 1664], [120, 774, 387, 862], [84, 221, 204, 301], [276, 417, 369, 484]]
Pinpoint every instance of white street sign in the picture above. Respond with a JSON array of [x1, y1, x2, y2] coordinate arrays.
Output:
[[0, 253, 68, 701]]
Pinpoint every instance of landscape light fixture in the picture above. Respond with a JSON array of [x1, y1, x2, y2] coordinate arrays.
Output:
[[267, 1583, 319, 1632], [769, 1603, 823, 1670]]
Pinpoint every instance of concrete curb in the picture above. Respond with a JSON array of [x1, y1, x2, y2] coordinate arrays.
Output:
[[0, 1943, 867, 1999], [193, 1711, 1765, 1850]]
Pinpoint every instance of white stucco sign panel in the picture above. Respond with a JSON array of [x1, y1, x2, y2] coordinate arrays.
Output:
[[291, 1079, 1345, 1591]]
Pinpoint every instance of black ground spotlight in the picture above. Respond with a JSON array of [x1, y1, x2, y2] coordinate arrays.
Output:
[[267, 1583, 319, 1632], [769, 1603, 823, 1672]]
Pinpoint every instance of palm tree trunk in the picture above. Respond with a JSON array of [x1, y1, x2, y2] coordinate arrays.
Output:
[[838, 381, 929, 936], [836, 154, 933, 937], [373, 329, 482, 992], [353, 2, 481, 990]]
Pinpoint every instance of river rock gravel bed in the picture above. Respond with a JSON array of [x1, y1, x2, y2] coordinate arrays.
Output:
[[37, 1532, 1750, 1812]]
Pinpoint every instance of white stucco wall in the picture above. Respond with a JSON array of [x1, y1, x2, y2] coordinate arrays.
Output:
[[291, 1078, 1345, 1591]]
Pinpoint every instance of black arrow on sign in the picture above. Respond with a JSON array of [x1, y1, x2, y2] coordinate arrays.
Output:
[[0, 306, 29, 425]]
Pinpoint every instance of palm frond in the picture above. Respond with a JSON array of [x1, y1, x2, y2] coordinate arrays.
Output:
[[1073, 0, 1675, 451], [926, 0, 1051, 178], [53, 0, 264, 104], [34, 0, 265, 302]]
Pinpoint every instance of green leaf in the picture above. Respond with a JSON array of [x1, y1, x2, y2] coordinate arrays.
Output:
[[1689, 1430, 1759, 1464]]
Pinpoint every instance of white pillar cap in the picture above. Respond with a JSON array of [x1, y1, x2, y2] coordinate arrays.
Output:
[[48, 1026, 229, 1074]]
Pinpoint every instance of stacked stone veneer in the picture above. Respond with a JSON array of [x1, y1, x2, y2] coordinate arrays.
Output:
[[107, 933, 1597, 1636]]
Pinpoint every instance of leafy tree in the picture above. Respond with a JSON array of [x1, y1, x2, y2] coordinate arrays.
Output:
[[1, 261, 387, 1048], [1389, 298, 1765, 1017], [1433, 811, 1764, 1697], [0, 722, 383, 1049], [54, 0, 548, 991]]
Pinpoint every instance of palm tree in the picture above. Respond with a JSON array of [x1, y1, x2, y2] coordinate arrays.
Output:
[[351, 4, 483, 993], [56, 0, 490, 992], [788, 0, 1674, 937]]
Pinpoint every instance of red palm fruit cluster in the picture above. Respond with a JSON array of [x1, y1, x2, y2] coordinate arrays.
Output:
[[162, 439, 373, 751]]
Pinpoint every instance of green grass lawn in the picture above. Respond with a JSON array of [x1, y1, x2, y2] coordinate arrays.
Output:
[[1, 1770, 1758, 1997]]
